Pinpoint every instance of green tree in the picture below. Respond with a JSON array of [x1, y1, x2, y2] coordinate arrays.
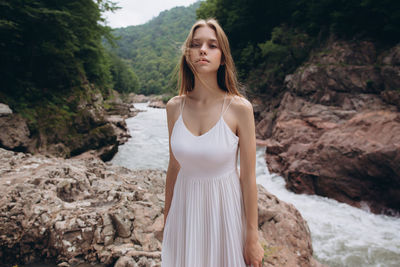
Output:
[[107, 51, 139, 93], [0, 0, 120, 100]]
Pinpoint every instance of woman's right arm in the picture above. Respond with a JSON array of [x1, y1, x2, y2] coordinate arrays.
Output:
[[163, 96, 181, 228]]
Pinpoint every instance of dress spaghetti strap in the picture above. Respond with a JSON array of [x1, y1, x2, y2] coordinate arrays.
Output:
[[180, 95, 186, 115], [221, 94, 235, 117], [220, 92, 227, 118]]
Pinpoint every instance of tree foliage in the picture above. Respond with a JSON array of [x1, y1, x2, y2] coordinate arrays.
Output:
[[0, 0, 121, 100], [107, 51, 139, 94], [105, 2, 201, 95], [197, 0, 400, 96], [197, 0, 399, 48]]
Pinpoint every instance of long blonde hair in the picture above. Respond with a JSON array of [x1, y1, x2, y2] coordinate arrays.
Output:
[[175, 18, 244, 97]]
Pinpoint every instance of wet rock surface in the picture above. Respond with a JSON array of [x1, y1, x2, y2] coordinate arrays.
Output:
[[0, 148, 325, 267]]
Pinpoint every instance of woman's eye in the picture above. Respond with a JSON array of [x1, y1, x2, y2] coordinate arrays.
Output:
[[190, 43, 217, 48]]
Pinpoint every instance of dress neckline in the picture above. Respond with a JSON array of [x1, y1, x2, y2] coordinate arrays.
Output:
[[180, 93, 227, 138], [179, 113, 223, 138], [177, 92, 239, 141]]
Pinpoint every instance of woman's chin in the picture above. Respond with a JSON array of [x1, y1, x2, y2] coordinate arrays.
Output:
[[194, 68, 219, 74]]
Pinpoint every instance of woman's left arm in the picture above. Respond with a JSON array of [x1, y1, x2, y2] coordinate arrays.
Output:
[[236, 98, 264, 267]]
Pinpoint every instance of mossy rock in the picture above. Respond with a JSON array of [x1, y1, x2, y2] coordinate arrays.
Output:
[[68, 124, 117, 156]]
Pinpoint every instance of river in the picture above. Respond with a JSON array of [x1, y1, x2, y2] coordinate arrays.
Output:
[[110, 102, 400, 267]]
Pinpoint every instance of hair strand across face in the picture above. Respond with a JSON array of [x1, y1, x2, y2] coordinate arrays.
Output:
[[174, 18, 245, 97]]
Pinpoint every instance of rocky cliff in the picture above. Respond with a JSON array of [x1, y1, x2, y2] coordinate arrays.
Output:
[[0, 148, 326, 267], [255, 40, 400, 216], [0, 86, 138, 161]]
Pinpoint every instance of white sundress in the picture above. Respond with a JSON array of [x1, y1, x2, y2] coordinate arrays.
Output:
[[161, 92, 247, 267]]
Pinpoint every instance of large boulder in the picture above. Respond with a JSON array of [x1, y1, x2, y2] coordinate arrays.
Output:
[[0, 104, 30, 152], [257, 185, 327, 267]]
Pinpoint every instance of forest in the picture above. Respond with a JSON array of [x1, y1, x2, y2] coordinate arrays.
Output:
[[0, 0, 138, 110]]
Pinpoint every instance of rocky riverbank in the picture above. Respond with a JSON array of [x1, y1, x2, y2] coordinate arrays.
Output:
[[254, 40, 400, 216], [0, 86, 170, 162], [0, 148, 326, 267], [123, 93, 167, 109]]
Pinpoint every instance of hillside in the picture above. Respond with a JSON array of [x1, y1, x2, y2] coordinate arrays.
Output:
[[106, 1, 201, 95]]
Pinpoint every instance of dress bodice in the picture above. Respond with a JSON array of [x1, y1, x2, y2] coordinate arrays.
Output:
[[171, 93, 239, 178]]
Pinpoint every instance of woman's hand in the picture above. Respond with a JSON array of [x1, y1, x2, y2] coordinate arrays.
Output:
[[244, 231, 264, 267]]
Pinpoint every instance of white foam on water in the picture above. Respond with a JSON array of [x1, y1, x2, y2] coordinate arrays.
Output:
[[255, 148, 400, 267]]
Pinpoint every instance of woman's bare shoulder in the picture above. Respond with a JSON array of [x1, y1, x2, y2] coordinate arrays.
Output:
[[166, 95, 184, 115], [229, 95, 253, 114]]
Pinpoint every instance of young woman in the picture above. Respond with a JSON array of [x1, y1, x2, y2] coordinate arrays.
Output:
[[161, 18, 264, 267]]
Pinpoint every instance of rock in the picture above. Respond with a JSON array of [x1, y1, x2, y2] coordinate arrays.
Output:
[[378, 45, 400, 94], [256, 139, 269, 147], [0, 87, 135, 161], [74, 108, 107, 134], [0, 88, 150, 161], [380, 44, 400, 66], [380, 66, 400, 93], [46, 143, 70, 158], [258, 41, 400, 216], [106, 115, 132, 146], [255, 112, 276, 140], [257, 184, 328, 267], [313, 40, 376, 65], [148, 100, 166, 109], [105, 102, 131, 116], [0, 148, 324, 266], [127, 93, 151, 103], [125, 93, 169, 108], [285, 63, 384, 96], [104, 91, 140, 117], [284, 40, 399, 97], [110, 212, 132, 238], [114, 256, 137, 267], [62, 90, 131, 161], [97, 144, 119, 162], [0, 113, 30, 152], [381, 89, 400, 109], [265, 91, 400, 215], [0, 103, 12, 115]]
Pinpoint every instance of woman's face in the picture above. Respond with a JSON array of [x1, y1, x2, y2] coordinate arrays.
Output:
[[188, 26, 222, 75]]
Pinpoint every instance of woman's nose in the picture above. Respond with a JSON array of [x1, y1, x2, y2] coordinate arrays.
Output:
[[200, 43, 207, 54]]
